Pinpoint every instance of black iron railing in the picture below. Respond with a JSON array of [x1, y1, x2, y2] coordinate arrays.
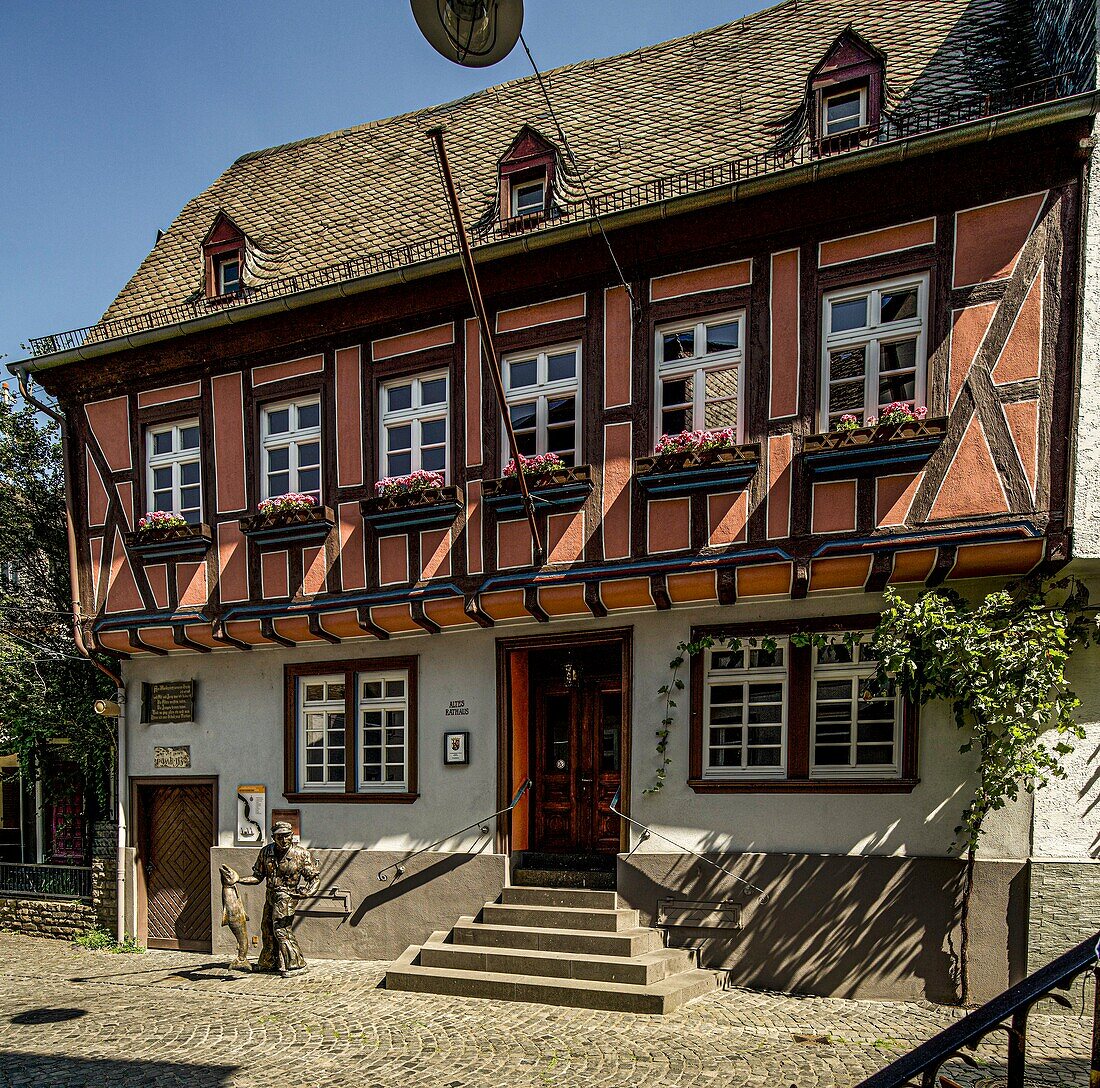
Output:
[[0, 861, 93, 900], [376, 779, 530, 883], [23, 74, 1078, 360], [855, 930, 1100, 1088]]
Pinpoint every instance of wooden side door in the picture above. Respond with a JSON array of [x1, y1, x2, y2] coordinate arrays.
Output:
[[139, 782, 214, 951], [585, 678, 623, 855]]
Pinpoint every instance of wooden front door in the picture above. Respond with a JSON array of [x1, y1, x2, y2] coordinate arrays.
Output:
[[138, 782, 214, 951], [532, 672, 622, 855]]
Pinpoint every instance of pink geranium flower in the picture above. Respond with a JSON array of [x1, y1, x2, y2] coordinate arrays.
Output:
[[258, 492, 317, 515], [503, 453, 566, 478], [137, 510, 187, 532], [374, 470, 445, 499], [654, 427, 738, 456]]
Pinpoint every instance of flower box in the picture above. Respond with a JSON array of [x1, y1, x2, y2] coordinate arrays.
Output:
[[361, 485, 464, 533], [126, 522, 212, 561], [238, 505, 335, 546], [482, 464, 594, 516], [635, 443, 761, 496], [803, 417, 948, 478]]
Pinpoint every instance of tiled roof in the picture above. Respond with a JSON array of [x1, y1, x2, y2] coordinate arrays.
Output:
[[101, 0, 1049, 324]]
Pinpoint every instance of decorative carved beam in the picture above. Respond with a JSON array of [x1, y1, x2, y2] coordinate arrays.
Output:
[[128, 630, 169, 656], [410, 599, 442, 635], [356, 606, 391, 640], [649, 572, 671, 611], [926, 544, 958, 587], [866, 551, 895, 594], [260, 618, 295, 648], [210, 621, 254, 652], [463, 595, 494, 628], [791, 559, 810, 600], [307, 613, 340, 644], [584, 582, 607, 618], [716, 568, 737, 606], [523, 585, 550, 623], [171, 625, 211, 653]]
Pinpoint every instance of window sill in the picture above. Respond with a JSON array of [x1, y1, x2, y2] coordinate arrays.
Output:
[[802, 418, 947, 479], [483, 465, 593, 516], [361, 485, 463, 533], [283, 791, 419, 805], [635, 443, 760, 497], [125, 523, 212, 561], [239, 505, 334, 547], [687, 777, 919, 794]]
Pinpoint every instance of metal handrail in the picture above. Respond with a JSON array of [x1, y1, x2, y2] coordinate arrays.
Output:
[[377, 779, 530, 883], [855, 931, 1100, 1088], [609, 788, 769, 902]]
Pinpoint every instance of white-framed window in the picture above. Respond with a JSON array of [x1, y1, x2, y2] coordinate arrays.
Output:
[[214, 252, 241, 295], [146, 419, 202, 524], [810, 638, 900, 778], [822, 87, 867, 137], [703, 639, 788, 778], [655, 312, 745, 442], [511, 175, 546, 217], [379, 372, 449, 481], [820, 274, 928, 430], [298, 676, 347, 790], [358, 670, 409, 792], [502, 342, 581, 470], [262, 398, 321, 502]]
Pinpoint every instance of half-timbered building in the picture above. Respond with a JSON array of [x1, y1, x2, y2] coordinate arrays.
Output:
[[11, 0, 1100, 1004]]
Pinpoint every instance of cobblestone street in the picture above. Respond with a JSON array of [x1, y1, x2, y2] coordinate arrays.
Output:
[[0, 934, 1092, 1087]]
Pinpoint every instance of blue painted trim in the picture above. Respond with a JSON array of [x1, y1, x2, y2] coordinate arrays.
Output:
[[483, 480, 593, 516], [803, 437, 943, 478], [362, 501, 462, 533], [635, 463, 757, 496]]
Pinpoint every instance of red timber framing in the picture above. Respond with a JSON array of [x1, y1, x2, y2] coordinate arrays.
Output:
[[42, 125, 1081, 657]]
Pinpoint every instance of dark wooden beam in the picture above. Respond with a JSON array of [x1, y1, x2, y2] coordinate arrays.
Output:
[[410, 599, 442, 635], [356, 606, 391, 640], [307, 613, 341, 644], [129, 630, 169, 656], [650, 572, 672, 611], [464, 595, 494, 628], [260, 618, 296, 648], [523, 585, 550, 623], [866, 551, 895, 594], [584, 582, 608, 618], [171, 625, 211, 653], [791, 559, 810, 600], [716, 568, 738, 606], [926, 545, 958, 587]]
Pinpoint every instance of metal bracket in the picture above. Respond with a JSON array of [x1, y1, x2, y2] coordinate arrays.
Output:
[[298, 886, 351, 917]]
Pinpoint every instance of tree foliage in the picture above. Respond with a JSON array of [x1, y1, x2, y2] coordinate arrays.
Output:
[[0, 389, 115, 801]]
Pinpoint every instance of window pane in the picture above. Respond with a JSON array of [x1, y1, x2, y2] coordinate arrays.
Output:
[[328, 683, 345, 701], [815, 745, 850, 766], [817, 643, 854, 665], [387, 452, 411, 476], [857, 745, 894, 766], [711, 650, 744, 671], [546, 397, 575, 426], [749, 645, 784, 668], [387, 384, 412, 412], [705, 321, 739, 353], [547, 352, 576, 382], [515, 431, 538, 456], [881, 289, 918, 323], [361, 680, 382, 699], [661, 407, 691, 435], [830, 345, 867, 383], [180, 425, 200, 450], [154, 492, 173, 512], [421, 418, 446, 446], [298, 442, 320, 468], [830, 296, 868, 333], [817, 679, 853, 702], [305, 684, 325, 702], [509, 358, 537, 389], [747, 748, 781, 767], [422, 447, 446, 472], [515, 181, 544, 212], [421, 377, 447, 405], [153, 466, 172, 490], [710, 684, 743, 705], [663, 330, 694, 362], [387, 424, 412, 453], [267, 472, 290, 496], [385, 679, 405, 698], [268, 446, 289, 471], [266, 408, 290, 435], [180, 461, 200, 485], [180, 486, 200, 510], [153, 431, 173, 456], [298, 468, 320, 494], [703, 372, 738, 429], [828, 380, 865, 415], [509, 402, 537, 431], [297, 402, 320, 430], [826, 91, 863, 133]]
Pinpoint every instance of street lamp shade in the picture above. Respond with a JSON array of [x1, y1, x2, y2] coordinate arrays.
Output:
[[410, 0, 524, 67]]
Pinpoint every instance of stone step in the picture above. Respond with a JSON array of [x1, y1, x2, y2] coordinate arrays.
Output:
[[419, 938, 693, 985], [500, 886, 619, 910], [480, 902, 639, 932], [452, 916, 664, 957], [512, 867, 616, 890], [386, 946, 718, 1014]]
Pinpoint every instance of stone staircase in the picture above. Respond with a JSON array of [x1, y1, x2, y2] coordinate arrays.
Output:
[[385, 886, 718, 1013]]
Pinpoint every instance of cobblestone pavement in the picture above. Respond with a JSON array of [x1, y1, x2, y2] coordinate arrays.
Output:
[[0, 933, 1091, 1088]]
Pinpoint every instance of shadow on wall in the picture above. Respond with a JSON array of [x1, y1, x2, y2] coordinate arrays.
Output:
[[619, 834, 977, 1003], [0, 1053, 237, 1087]]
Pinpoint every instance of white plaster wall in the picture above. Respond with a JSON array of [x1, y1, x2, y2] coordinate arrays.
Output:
[[120, 589, 1031, 861], [1031, 639, 1100, 860]]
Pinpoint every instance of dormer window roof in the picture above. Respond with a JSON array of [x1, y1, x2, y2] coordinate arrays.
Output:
[[808, 28, 885, 153], [201, 211, 246, 299], [498, 125, 557, 223]]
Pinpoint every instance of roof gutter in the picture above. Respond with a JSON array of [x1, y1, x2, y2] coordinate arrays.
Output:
[[11, 90, 1100, 379]]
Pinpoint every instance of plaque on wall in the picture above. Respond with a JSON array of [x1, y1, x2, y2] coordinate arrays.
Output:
[[153, 745, 191, 769], [270, 808, 301, 842], [236, 785, 266, 844], [143, 680, 195, 724], [443, 730, 469, 765]]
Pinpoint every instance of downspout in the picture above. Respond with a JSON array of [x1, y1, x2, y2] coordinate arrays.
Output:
[[13, 370, 127, 941]]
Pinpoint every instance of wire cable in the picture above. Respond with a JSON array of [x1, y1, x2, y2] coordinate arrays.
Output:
[[519, 32, 637, 318]]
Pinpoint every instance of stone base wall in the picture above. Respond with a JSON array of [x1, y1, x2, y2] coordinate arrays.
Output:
[[1028, 860, 1100, 1011], [0, 895, 99, 940], [91, 812, 118, 931]]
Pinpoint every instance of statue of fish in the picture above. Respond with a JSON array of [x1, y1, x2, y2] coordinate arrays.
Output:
[[219, 865, 251, 971]]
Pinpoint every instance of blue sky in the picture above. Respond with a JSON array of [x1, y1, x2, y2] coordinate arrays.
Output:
[[0, 1, 763, 370]]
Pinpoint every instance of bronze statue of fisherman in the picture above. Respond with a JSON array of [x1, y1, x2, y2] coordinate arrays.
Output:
[[221, 821, 320, 976]]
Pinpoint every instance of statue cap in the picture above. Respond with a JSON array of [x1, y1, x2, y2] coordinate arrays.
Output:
[[271, 821, 293, 836]]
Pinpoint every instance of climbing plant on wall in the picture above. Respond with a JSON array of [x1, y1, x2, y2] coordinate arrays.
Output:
[[649, 577, 1094, 1003]]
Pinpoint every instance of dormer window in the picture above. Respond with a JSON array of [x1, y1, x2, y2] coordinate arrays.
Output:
[[511, 174, 546, 217], [808, 29, 884, 155], [822, 87, 866, 138], [215, 252, 242, 295], [498, 125, 557, 225], [201, 211, 247, 300]]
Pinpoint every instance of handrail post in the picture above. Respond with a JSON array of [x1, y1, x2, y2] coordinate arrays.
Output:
[[1006, 1008, 1027, 1088], [1091, 965, 1100, 1088]]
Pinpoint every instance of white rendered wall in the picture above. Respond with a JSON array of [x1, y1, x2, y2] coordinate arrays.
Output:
[[120, 590, 1031, 861]]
